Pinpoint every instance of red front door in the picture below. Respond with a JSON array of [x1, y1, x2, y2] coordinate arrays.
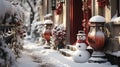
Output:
[[69, 0, 83, 45]]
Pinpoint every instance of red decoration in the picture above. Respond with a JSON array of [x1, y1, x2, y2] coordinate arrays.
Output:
[[43, 30, 52, 42], [97, 0, 106, 7], [73, 39, 89, 46], [56, 3, 63, 15], [82, 0, 91, 46]]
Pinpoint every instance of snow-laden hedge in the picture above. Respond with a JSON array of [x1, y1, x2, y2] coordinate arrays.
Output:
[[0, 0, 25, 67], [0, 36, 17, 67]]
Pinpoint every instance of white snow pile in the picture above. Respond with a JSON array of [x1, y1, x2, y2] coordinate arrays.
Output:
[[0, 0, 6, 23], [13, 4, 25, 23], [111, 17, 120, 24], [89, 15, 105, 22], [44, 19, 53, 24], [111, 13, 117, 22], [107, 51, 120, 57], [111, 12, 120, 24], [17, 39, 118, 67]]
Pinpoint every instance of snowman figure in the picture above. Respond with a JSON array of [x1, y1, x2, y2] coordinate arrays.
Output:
[[72, 31, 90, 63]]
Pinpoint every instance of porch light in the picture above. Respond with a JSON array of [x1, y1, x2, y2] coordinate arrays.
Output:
[[60, 0, 65, 3], [88, 15, 107, 63], [52, 0, 56, 10], [57, 0, 65, 3]]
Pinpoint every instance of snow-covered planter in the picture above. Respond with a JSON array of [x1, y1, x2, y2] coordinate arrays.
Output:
[[52, 24, 66, 50]]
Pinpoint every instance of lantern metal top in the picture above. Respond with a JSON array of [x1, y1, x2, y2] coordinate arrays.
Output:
[[44, 13, 52, 19], [44, 19, 53, 24], [89, 15, 105, 23]]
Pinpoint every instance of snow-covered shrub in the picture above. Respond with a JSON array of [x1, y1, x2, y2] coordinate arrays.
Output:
[[52, 24, 66, 49], [52, 24, 66, 41], [0, 0, 25, 26], [31, 21, 45, 42], [0, 0, 7, 23], [0, 0, 25, 66], [0, 35, 16, 67]]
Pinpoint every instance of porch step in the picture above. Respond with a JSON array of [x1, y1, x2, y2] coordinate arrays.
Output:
[[66, 45, 76, 51], [59, 45, 76, 57], [59, 49, 75, 57]]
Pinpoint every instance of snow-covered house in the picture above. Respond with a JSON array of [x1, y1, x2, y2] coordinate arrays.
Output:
[[39, 0, 120, 66]]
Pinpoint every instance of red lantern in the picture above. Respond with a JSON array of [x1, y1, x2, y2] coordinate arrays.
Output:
[[88, 30, 105, 50], [43, 29, 52, 42], [43, 20, 53, 47], [88, 15, 105, 51]]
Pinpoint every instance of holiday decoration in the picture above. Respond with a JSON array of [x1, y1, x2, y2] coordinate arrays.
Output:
[[73, 30, 88, 46], [88, 15, 105, 51], [82, 0, 91, 46], [72, 30, 90, 63], [72, 49, 90, 63], [43, 20, 53, 48], [76, 43, 87, 50], [88, 15, 107, 63], [97, 0, 108, 7], [56, 3, 63, 15]]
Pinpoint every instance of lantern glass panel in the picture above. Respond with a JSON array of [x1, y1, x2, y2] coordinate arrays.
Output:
[[90, 22, 104, 32]]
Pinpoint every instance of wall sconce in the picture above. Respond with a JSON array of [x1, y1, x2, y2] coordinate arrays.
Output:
[[57, 0, 65, 3], [60, 0, 65, 3], [52, 0, 56, 10]]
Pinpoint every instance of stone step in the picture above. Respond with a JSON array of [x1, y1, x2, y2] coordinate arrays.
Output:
[[106, 53, 120, 67], [59, 49, 75, 57], [66, 45, 76, 51]]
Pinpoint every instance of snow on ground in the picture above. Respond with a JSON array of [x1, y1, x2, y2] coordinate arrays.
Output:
[[17, 37, 118, 67], [17, 52, 39, 67]]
